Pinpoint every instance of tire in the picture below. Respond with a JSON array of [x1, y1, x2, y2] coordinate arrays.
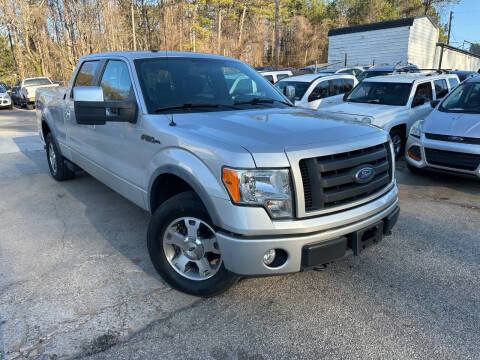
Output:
[[390, 128, 405, 159], [147, 191, 237, 297], [8, 104, 13, 110], [26, 103, 34, 110], [407, 162, 423, 174], [45, 133, 75, 181]]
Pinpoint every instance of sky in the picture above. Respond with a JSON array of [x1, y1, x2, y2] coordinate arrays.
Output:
[[441, 0, 480, 48]]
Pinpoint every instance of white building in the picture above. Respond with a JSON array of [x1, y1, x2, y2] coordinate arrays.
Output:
[[328, 16, 480, 71]]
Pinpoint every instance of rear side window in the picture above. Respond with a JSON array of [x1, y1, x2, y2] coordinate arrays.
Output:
[[344, 78, 354, 92], [74, 61, 100, 87], [434, 79, 448, 99], [448, 78, 459, 89], [100, 60, 132, 101], [263, 75, 274, 83], [414, 82, 433, 101], [330, 78, 349, 96]]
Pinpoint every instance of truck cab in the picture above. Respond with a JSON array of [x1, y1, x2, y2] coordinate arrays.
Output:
[[37, 51, 399, 296]]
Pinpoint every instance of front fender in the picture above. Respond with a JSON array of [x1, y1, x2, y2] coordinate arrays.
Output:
[[146, 147, 234, 227]]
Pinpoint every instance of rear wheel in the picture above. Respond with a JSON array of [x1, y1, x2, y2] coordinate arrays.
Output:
[[26, 103, 34, 110], [147, 191, 237, 297], [45, 133, 75, 181]]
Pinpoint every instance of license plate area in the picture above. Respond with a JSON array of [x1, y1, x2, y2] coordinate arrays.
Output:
[[350, 221, 384, 255]]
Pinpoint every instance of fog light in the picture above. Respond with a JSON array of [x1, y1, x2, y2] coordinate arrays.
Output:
[[263, 249, 276, 266]]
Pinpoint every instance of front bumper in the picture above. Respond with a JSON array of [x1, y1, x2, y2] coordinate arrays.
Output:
[[217, 190, 399, 276], [405, 134, 480, 178], [0, 97, 11, 107]]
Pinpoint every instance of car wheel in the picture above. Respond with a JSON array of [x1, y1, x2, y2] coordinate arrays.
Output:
[[407, 163, 423, 174], [390, 129, 404, 159], [45, 133, 75, 181], [26, 103, 34, 110], [147, 191, 237, 297], [8, 104, 13, 110]]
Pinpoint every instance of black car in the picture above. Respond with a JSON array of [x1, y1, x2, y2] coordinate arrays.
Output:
[[449, 70, 478, 82], [10, 84, 22, 106]]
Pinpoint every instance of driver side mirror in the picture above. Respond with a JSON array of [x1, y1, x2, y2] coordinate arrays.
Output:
[[74, 86, 137, 125], [430, 99, 440, 108], [411, 96, 426, 108], [285, 86, 296, 103]]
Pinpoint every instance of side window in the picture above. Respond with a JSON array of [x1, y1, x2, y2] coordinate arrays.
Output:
[[308, 80, 329, 102], [330, 78, 346, 96], [434, 79, 448, 99], [448, 78, 459, 89], [263, 75, 274, 83], [277, 74, 289, 81], [74, 61, 100, 88], [100, 60, 132, 101], [343, 78, 354, 92], [413, 82, 433, 101]]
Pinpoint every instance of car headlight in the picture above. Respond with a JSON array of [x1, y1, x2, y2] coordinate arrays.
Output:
[[409, 120, 423, 138], [222, 168, 293, 218]]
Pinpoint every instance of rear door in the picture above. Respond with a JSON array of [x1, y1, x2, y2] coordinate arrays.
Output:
[[65, 59, 103, 165]]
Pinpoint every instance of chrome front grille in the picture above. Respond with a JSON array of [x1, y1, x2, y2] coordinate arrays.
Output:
[[299, 143, 392, 213]]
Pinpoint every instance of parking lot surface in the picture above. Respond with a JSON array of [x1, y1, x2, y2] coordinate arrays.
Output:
[[0, 108, 479, 360]]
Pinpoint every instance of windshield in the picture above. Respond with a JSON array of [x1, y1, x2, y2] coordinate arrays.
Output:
[[274, 81, 311, 100], [0, 83, 6, 93], [24, 78, 52, 86], [439, 82, 480, 114], [346, 81, 412, 106], [357, 70, 392, 82], [134, 57, 288, 113]]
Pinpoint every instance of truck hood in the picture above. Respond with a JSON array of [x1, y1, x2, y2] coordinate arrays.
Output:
[[319, 102, 401, 121], [423, 110, 480, 138], [173, 107, 383, 167]]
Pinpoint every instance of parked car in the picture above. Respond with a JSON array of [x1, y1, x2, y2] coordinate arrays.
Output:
[[11, 84, 22, 106], [254, 65, 274, 71], [448, 70, 478, 83], [274, 73, 358, 109], [19, 77, 58, 109], [318, 73, 460, 157], [36, 51, 399, 296], [356, 64, 420, 82], [0, 83, 12, 110], [259, 70, 293, 84], [406, 76, 480, 178]]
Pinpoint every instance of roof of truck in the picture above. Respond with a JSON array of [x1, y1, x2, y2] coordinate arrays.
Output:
[[365, 73, 458, 83], [278, 73, 354, 83], [81, 51, 235, 62]]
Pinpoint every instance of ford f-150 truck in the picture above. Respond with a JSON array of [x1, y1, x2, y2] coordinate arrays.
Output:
[[36, 51, 399, 296]]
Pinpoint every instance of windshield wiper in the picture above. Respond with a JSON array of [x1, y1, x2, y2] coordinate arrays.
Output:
[[154, 103, 238, 113], [234, 98, 293, 106]]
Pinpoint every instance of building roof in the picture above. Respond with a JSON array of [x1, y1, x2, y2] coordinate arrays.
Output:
[[328, 16, 436, 37]]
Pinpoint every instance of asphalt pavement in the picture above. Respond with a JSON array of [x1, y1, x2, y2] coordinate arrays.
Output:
[[0, 108, 479, 360]]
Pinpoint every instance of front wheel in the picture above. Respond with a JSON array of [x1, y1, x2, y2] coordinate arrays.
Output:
[[390, 129, 405, 159], [147, 191, 237, 297], [26, 103, 34, 110]]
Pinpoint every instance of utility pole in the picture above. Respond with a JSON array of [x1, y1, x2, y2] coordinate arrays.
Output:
[[274, 0, 279, 69], [447, 11, 453, 45], [131, 3, 137, 51]]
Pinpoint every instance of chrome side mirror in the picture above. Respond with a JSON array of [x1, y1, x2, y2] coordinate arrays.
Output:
[[285, 86, 295, 103], [73, 86, 104, 102]]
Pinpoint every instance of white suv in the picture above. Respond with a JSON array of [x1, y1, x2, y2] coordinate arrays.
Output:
[[318, 73, 460, 157], [275, 73, 358, 109]]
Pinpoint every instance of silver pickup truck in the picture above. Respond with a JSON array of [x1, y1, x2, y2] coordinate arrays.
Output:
[[37, 51, 399, 296]]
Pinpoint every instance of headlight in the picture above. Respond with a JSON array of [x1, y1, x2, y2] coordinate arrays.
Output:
[[409, 120, 423, 138], [222, 168, 293, 218]]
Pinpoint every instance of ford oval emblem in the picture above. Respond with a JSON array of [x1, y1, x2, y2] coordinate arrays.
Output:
[[354, 166, 375, 184]]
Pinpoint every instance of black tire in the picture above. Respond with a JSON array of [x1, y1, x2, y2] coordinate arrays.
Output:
[[8, 104, 13, 110], [390, 128, 405, 159], [45, 133, 75, 181], [407, 162, 423, 174], [26, 103, 34, 110], [147, 191, 237, 297]]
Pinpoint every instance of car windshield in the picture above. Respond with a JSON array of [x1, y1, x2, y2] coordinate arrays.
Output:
[[134, 57, 288, 113], [439, 82, 480, 114], [346, 81, 412, 106], [0, 83, 6, 93], [357, 70, 392, 82], [24, 78, 52, 86], [274, 81, 311, 100]]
